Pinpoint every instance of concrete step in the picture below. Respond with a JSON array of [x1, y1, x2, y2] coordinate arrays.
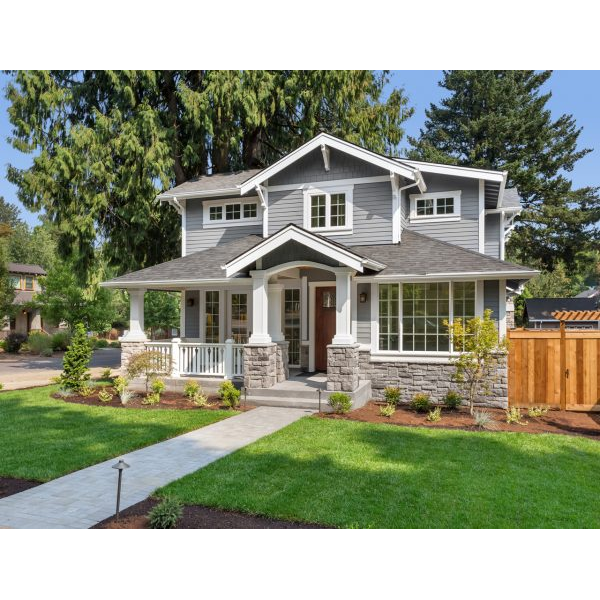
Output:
[[245, 386, 325, 400], [244, 396, 329, 412]]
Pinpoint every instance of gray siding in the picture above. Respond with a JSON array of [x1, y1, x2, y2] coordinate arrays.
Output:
[[406, 174, 480, 252], [268, 181, 393, 246], [185, 198, 263, 254], [483, 280, 499, 321], [485, 213, 501, 258], [356, 282, 371, 344], [184, 291, 200, 337]]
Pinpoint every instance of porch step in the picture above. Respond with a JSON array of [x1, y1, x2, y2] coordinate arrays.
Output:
[[245, 386, 324, 400], [244, 395, 326, 411]]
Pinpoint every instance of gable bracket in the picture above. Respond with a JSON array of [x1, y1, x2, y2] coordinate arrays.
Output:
[[255, 185, 268, 208], [321, 144, 331, 172]]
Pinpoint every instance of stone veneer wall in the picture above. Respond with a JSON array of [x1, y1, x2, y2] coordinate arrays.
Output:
[[327, 344, 360, 392], [120, 340, 147, 373], [244, 343, 288, 389], [276, 341, 290, 383], [358, 351, 508, 408]]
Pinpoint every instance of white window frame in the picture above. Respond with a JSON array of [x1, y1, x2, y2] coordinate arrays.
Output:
[[409, 190, 461, 223], [303, 185, 353, 235], [202, 196, 262, 228]]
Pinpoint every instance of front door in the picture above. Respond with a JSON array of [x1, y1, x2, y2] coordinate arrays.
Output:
[[315, 286, 336, 372]]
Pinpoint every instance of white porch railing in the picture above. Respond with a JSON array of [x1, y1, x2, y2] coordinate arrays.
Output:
[[144, 339, 244, 379]]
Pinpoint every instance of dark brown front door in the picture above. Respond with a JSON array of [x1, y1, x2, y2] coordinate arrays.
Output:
[[315, 286, 336, 372]]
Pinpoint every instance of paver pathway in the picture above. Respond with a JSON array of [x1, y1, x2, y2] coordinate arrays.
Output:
[[0, 406, 309, 529]]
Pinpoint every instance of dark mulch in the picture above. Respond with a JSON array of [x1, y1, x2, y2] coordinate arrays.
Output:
[[321, 400, 600, 439], [0, 477, 41, 499], [54, 388, 253, 412], [92, 498, 328, 529]]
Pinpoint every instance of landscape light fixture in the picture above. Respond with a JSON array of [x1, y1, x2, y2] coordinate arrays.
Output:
[[112, 458, 130, 521]]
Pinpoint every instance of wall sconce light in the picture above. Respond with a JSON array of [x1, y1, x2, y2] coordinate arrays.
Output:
[[359, 292, 368, 303], [187, 298, 195, 307]]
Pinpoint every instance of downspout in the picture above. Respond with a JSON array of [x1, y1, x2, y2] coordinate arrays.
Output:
[[394, 180, 422, 244]]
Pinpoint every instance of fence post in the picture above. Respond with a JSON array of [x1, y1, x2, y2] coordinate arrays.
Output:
[[559, 322, 566, 410], [224, 339, 234, 380], [171, 338, 181, 377]]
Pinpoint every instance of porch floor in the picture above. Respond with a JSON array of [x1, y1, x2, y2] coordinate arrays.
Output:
[[272, 370, 327, 392]]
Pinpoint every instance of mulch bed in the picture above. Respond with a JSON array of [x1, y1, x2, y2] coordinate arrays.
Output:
[[0, 477, 41, 499], [53, 388, 253, 411], [321, 400, 600, 439], [93, 498, 327, 529]]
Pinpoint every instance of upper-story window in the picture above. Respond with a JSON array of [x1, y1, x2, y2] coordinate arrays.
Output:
[[24, 276, 34, 291], [203, 197, 261, 228], [9, 275, 21, 289], [303, 186, 353, 234], [409, 190, 461, 222]]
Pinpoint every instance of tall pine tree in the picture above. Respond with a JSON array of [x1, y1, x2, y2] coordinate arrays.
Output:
[[408, 70, 599, 270], [6, 70, 413, 275]]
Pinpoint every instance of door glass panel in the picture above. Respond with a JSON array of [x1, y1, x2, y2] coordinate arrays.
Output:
[[205, 291, 220, 343], [230, 293, 248, 344], [284, 288, 301, 365]]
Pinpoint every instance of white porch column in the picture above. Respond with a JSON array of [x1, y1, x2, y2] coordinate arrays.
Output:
[[331, 270, 354, 345], [248, 271, 271, 344], [122, 289, 147, 341], [267, 283, 285, 342]]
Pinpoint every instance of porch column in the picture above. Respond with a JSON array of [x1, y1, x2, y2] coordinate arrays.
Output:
[[267, 283, 285, 342], [248, 271, 271, 344], [331, 270, 354, 345], [122, 289, 147, 341]]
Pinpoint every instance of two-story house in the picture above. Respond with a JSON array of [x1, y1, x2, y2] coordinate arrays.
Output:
[[103, 133, 536, 407], [1, 263, 46, 338]]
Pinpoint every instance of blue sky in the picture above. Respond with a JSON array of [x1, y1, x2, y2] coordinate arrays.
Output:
[[1, 70, 599, 227]]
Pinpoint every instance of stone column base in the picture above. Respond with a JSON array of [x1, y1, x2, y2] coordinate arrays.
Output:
[[276, 341, 289, 383], [243, 343, 278, 389], [120, 339, 148, 374], [327, 344, 360, 392]]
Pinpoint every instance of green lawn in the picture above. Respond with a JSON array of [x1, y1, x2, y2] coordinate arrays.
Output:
[[157, 417, 600, 528], [0, 386, 237, 481]]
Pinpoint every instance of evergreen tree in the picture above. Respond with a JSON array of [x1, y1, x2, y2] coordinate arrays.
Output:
[[0, 196, 21, 229], [6, 70, 412, 274], [408, 70, 600, 270], [60, 322, 92, 390]]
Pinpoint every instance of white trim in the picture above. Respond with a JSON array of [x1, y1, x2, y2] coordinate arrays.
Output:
[[302, 185, 354, 234], [239, 133, 420, 195], [300, 276, 308, 342], [498, 279, 507, 336], [370, 282, 379, 351], [398, 158, 506, 182], [390, 174, 400, 244], [331, 269, 354, 345], [351, 279, 358, 342], [179, 292, 185, 337], [262, 186, 269, 238], [476, 280, 484, 317], [409, 190, 462, 222], [478, 179, 485, 253], [180, 198, 187, 257], [369, 353, 454, 364], [159, 187, 239, 200], [354, 270, 538, 283], [499, 211, 505, 261], [321, 144, 330, 172], [266, 175, 390, 193], [496, 173, 508, 208], [201, 196, 262, 228]]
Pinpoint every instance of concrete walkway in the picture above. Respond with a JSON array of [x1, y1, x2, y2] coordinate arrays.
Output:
[[0, 406, 309, 529]]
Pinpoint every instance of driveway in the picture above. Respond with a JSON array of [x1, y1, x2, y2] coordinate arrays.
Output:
[[0, 348, 121, 390]]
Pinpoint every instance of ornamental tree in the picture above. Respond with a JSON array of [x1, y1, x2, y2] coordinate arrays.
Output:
[[60, 322, 92, 390]]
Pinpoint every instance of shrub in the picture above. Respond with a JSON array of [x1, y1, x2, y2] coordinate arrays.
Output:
[[383, 386, 402, 406], [184, 381, 200, 399], [142, 392, 161, 405], [148, 497, 183, 529], [42, 347, 53, 357], [51, 331, 71, 351], [192, 393, 208, 407], [443, 391, 463, 410], [79, 384, 94, 397], [527, 406, 548, 418], [55, 388, 74, 398], [119, 389, 135, 405], [328, 392, 352, 414], [101, 368, 113, 380], [473, 409, 498, 430], [5, 332, 27, 353], [379, 403, 395, 417], [427, 407, 442, 422], [126, 350, 169, 393], [98, 389, 113, 403], [28, 332, 53, 355], [0, 340, 5, 351], [151, 378, 166, 396], [20, 342, 30, 353], [410, 393, 431, 413], [113, 376, 128, 396], [218, 380, 241, 408], [109, 341, 121, 348], [94, 338, 109, 349], [60, 323, 92, 390], [506, 406, 527, 425]]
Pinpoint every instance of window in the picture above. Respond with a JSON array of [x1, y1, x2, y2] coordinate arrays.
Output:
[[205, 291, 220, 343], [9, 275, 20, 289], [304, 187, 353, 232], [284, 289, 301, 365], [410, 191, 461, 221], [203, 198, 261, 226], [25, 276, 34, 291], [379, 284, 399, 351], [452, 281, 476, 350], [230, 293, 248, 344]]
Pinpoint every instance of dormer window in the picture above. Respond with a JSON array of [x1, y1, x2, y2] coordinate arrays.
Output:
[[410, 190, 461, 222], [203, 197, 261, 228], [303, 186, 353, 234]]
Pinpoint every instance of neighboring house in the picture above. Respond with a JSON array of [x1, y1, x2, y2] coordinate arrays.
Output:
[[524, 297, 600, 330], [1, 263, 46, 338], [103, 133, 537, 405], [575, 287, 600, 299]]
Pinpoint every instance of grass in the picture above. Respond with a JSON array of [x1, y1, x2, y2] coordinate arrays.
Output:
[[158, 417, 600, 528], [0, 385, 237, 481]]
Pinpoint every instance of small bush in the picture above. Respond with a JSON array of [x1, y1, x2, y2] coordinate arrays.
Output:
[[113, 376, 128, 396], [506, 406, 527, 425], [28, 332, 53, 355], [98, 389, 113, 403], [142, 392, 161, 405], [101, 368, 113, 380], [51, 331, 71, 351], [0, 340, 5, 351], [184, 381, 200, 399], [109, 341, 121, 348], [328, 392, 352, 414], [79, 384, 94, 397], [218, 380, 241, 408], [427, 406, 442, 422], [192, 393, 208, 407], [383, 386, 402, 406], [151, 378, 166, 397], [148, 497, 183, 529], [119, 389, 135, 405], [443, 391, 463, 410], [55, 388, 73, 398], [527, 406, 549, 418], [410, 393, 431, 413], [379, 403, 396, 417], [473, 409, 498, 430], [126, 350, 169, 393], [60, 323, 92, 390], [5, 332, 27, 353], [94, 338, 109, 349]]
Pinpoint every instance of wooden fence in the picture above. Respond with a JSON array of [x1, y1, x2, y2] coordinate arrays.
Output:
[[508, 325, 600, 411]]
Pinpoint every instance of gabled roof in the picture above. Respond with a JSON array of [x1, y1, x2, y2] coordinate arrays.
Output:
[[223, 224, 386, 277], [575, 287, 600, 299], [157, 169, 262, 200], [525, 297, 598, 321], [8, 262, 46, 276]]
